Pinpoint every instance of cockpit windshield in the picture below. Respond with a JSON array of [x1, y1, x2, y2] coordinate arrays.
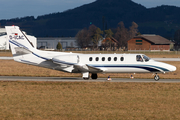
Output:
[[142, 55, 151, 62]]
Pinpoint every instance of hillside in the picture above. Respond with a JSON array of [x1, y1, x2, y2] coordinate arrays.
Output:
[[1, 0, 180, 38]]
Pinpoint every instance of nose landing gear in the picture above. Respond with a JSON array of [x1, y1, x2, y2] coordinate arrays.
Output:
[[154, 73, 160, 81]]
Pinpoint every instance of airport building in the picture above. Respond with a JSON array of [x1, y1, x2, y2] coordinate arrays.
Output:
[[0, 27, 77, 50], [37, 37, 78, 50], [0, 28, 37, 50], [128, 35, 174, 51], [0, 28, 8, 50]]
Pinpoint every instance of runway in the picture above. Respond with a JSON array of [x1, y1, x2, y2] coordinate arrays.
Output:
[[0, 76, 180, 83]]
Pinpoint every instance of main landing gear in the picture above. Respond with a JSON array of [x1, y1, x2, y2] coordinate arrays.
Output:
[[83, 77, 89, 80], [91, 74, 98, 79], [154, 73, 160, 81], [83, 72, 90, 80], [82, 73, 98, 80]]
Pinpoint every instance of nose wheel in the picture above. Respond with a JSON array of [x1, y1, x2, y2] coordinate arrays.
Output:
[[154, 74, 160, 81]]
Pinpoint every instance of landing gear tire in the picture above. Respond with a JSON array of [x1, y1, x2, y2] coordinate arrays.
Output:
[[154, 74, 160, 81], [91, 74, 98, 79], [83, 77, 89, 80]]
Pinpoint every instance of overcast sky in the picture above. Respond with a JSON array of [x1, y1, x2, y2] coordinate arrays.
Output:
[[0, 0, 180, 20]]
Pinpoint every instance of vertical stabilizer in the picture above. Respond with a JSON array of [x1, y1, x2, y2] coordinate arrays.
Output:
[[5, 26, 34, 56]]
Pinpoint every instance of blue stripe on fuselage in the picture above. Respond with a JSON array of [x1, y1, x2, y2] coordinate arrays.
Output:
[[88, 64, 169, 72], [32, 53, 50, 61], [10, 40, 29, 50]]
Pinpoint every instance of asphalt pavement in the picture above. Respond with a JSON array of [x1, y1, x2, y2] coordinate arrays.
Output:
[[0, 76, 179, 83]]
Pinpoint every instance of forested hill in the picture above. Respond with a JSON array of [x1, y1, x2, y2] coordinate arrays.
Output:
[[1, 0, 180, 38]]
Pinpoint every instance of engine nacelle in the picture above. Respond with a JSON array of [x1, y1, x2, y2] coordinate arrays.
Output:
[[52, 54, 79, 65]]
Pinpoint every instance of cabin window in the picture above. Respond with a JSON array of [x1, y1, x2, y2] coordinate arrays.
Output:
[[96, 57, 99, 61], [108, 57, 111, 61], [114, 57, 117, 61], [136, 55, 143, 62], [89, 57, 93, 61], [120, 57, 124, 61], [102, 57, 105, 61]]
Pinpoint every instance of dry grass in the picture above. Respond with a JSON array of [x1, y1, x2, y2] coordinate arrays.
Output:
[[0, 60, 80, 77], [0, 60, 179, 79], [0, 82, 180, 119], [0, 51, 12, 57], [0, 52, 180, 119]]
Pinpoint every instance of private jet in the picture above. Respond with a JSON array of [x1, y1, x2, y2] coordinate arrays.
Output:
[[5, 26, 176, 81]]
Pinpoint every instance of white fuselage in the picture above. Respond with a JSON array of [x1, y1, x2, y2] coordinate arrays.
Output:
[[14, 50, 176, 74], [75, 54, 176, 73]]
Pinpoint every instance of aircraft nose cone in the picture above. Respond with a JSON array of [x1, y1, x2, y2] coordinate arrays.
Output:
[[171, 65, 176, 72]]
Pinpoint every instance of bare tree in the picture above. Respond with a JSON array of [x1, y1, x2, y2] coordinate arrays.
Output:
[[88, 24, 97, 39], [115, 21, 129, 48], [114, 21, 139, 49], [76, 22, 138, 50], [76, 28, 90, 48], [174, 29, 180, 50], [129, 21, 138, 39], [76, 25, 99, 49]]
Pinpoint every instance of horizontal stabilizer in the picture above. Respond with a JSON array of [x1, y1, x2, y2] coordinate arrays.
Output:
[[14, 47, 32, 56]]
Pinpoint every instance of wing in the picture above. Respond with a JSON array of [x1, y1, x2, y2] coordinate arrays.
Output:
[[73, 64, 103, 73], [86, 65, 104, 72]]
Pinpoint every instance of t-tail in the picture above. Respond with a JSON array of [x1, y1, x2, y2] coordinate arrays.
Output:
[[6, 26, 67, 65], [5, 26, 35, 57]]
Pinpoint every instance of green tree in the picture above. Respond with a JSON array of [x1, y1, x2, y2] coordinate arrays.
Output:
[[56, 42, 62, 50], [92, 28, 103, 49], [104, 29, 114, 50], [104, 29, 114, 38]]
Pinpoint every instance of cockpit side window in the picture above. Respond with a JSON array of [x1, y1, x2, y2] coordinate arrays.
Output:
[[142, 55, 150, 62], [136, 55, 143, 62]]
